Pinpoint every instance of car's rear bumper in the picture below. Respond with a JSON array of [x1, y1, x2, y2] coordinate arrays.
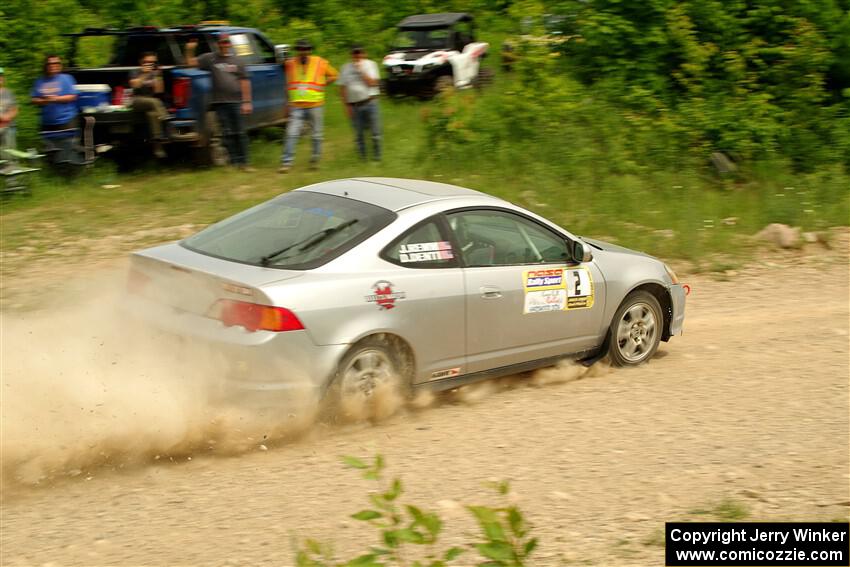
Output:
[[123, 295, 347, 403], [668, 283, 686, 336]]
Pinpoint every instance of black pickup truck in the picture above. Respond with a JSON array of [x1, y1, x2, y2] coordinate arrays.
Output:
[[64, 22, 288, 167]]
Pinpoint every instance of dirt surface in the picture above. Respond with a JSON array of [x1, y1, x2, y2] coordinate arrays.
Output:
[[1, 237, 848, 567]]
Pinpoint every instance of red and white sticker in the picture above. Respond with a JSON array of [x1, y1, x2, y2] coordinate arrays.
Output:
[[365, 280, 406, 310]]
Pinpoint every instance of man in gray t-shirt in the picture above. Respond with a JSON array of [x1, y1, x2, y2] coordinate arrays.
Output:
[[338, 45, 381, 161], [185, 33, 254, 169]]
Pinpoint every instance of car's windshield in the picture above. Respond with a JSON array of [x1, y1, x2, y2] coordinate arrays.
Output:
[[182, 191, 396, 270], [393, 28, 451, 50]]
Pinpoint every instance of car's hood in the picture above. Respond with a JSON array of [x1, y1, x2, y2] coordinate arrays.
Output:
[[383, 49, 454, 66], [581, 236, 651, 259]]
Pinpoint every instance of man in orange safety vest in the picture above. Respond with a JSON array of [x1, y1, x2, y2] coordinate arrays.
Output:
[[279, 39, 338, 173]]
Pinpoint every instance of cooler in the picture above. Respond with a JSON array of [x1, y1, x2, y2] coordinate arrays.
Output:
[[76, 84, 112, 110]]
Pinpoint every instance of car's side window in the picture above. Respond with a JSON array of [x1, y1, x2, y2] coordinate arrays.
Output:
[[382, 219, 458, 269], [446, 210, 569, 267]]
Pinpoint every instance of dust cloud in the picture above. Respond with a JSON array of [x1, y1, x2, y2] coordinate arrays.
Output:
[[0, 279, 321, 490], [1, 276, 608, 490]]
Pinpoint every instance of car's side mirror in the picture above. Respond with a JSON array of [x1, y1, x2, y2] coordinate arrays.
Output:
[[571, 239, 593, 263], [274, 44, 289, 64]]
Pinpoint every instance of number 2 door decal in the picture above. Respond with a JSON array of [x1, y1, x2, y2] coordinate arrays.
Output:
[[566, 267, 594, 309]]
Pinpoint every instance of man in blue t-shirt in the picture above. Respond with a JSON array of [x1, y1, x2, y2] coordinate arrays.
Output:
[[30, 55, 78, 130]]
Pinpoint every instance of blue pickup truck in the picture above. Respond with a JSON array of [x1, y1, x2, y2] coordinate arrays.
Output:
[[64, 22, 288, 167]]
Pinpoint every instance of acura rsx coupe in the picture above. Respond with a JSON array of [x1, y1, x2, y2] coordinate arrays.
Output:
[[127, 178, 686, 404]]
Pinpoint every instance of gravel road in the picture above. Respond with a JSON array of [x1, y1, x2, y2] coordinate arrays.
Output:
[[1, 240, 848, 566]]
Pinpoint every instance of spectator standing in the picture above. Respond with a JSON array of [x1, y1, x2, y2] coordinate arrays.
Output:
[[185, 33, 254, 171], [0, 68, 18, 151], [338, 45, 381, 161], [30, 55, 78, 133], [129, 52, 168, 158], [279, 39, 338, 173]]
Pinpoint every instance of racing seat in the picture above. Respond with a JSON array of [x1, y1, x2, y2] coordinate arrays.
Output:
[[452, 217, 497, 266]]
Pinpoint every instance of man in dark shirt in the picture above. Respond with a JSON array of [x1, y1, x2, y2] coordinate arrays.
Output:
[[129, 52, 167, 158], [185, 33, 254, 170]]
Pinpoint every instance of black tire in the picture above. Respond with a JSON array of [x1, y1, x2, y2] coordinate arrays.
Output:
[[383, 79, 404, 98], [606, 290, 663, 366], [113, 143, 145, 171]]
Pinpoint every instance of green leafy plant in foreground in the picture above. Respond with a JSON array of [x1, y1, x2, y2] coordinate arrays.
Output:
[[295, 455, 538, 567]]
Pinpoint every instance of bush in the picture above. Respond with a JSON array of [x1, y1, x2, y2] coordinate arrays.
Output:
[[296, 455, 539, 567]]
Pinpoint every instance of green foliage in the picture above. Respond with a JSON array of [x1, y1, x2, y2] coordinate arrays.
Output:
[[550, 0, 850, 169], [295, 455, 538, 567], [4, 0, 849, 167], [467, 483, 538, 566]]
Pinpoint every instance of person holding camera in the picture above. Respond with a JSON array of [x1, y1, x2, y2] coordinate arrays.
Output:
[[129, 52, 168, 158]]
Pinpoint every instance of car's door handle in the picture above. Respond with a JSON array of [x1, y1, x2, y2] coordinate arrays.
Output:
[[480, 286, 502, 299]]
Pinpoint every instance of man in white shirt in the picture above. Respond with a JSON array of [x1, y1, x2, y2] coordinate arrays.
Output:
[[338, 45, 381, 161]]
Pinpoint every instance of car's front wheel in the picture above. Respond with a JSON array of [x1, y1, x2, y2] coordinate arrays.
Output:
[[607, 290, 663, 366]]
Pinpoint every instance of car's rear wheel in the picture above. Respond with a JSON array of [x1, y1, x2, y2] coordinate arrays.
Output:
[[607, 290, 662, 366], [326, 336, 411, 420], [340, 345, 397, 397]]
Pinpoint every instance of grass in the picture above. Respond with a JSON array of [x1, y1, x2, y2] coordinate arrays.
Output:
[[2, 64, 848, 297], [688, 498, 751, 521]]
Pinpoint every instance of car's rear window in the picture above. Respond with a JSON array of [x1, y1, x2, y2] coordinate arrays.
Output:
[[181, 191, 396, 270]]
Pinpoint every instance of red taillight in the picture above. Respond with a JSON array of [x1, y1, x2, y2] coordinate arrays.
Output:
[[173, 77, 192, 109], [210, 300, 304, 333], [112, 85, 125, 106], [126, 267, 151, 295]]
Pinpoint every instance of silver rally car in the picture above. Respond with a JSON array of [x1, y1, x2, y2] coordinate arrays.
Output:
[[127, 178, 686, 402]]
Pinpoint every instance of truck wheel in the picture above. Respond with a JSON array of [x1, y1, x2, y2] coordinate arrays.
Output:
[[384, 79, 402, 98], [113, 144, 143, 172]]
